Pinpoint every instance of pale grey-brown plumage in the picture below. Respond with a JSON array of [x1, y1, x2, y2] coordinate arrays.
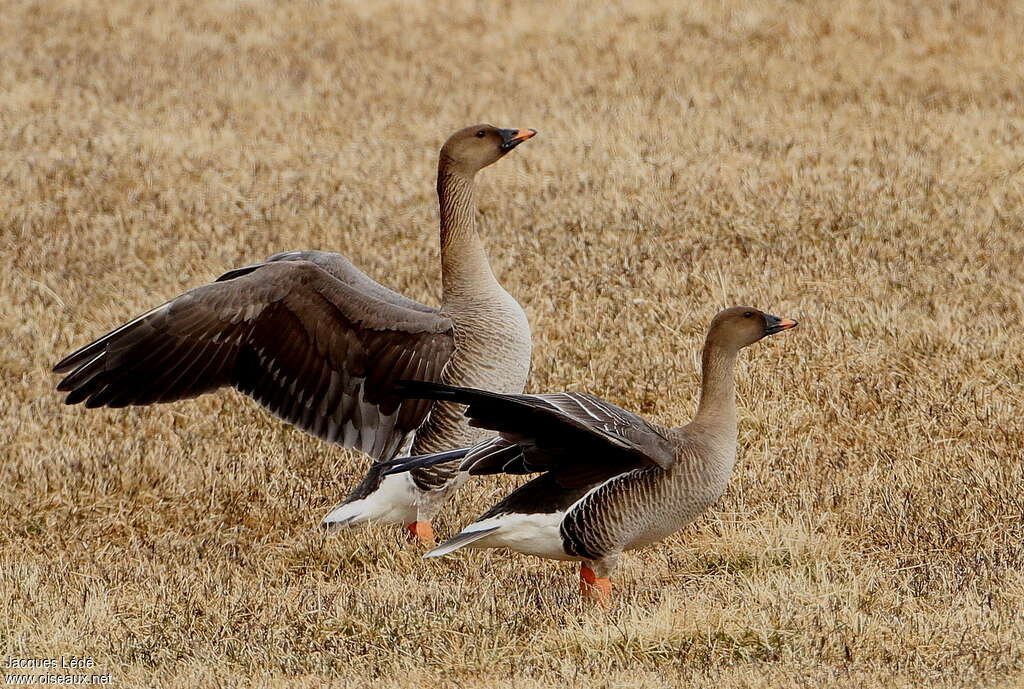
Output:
[[52, 125, 537, 540], [386, 306, 798, 601]]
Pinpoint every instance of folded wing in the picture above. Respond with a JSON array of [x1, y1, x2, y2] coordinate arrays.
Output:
[[395, 381, 675, 488]]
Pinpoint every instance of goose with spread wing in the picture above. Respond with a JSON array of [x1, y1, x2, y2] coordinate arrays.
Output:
[[53, 125, 537, 542], [385, 307, 798, 602]]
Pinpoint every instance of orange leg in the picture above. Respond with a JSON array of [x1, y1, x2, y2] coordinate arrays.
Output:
[[579, 564, 612, 606], [405, 521, 435, 545]]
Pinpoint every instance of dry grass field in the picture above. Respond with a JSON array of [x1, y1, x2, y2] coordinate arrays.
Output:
[[2, 0, 1023, 686]]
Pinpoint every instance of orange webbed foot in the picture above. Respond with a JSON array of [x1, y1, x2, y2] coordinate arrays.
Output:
[[579, 564, 612, 606], [405, 521, 435, 545]]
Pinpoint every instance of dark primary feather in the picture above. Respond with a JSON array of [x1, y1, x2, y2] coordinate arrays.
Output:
[[395, 381, 675, 489], [383, 447, 473, 476], [484, 473, 595, 518], [54, 254, 456, 460]]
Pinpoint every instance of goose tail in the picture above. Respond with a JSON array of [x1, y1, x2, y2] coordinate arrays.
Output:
[[321, 468, 419, 529], [423, 526, 500, 558]]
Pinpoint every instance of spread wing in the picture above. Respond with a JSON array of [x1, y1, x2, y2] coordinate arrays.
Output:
[[53, 252, 456, 460], [395, 381, 675, 489]]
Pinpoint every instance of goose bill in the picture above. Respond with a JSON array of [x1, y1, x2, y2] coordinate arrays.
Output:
[[498, 128, 537, 151], [764, 315, 798, 335]]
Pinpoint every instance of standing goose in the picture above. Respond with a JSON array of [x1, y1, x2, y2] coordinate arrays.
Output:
[[52, 124, 537, 542], [384, 307, 797, 602]]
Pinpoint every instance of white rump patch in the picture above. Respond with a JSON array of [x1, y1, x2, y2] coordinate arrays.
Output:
[[320, 472, 418, 528], [431, 511, 574, 560]]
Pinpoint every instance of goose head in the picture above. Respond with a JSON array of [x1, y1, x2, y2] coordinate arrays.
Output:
[[440, 124, 537, 176], [706, 306, 798, 351]]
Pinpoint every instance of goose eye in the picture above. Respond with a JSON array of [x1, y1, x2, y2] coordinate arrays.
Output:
[[475, 130, 486, 138], [743, 312, 753, 318]]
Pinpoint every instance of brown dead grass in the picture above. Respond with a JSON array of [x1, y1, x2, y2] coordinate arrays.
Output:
[[2, 0, 1024, 687]]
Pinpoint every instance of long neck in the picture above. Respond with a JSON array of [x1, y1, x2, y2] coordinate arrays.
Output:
[[437, 159, 500, 305], [693, 339, 738, 431]]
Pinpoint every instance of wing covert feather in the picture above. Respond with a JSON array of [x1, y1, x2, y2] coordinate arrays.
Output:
[[55, 259, 456, 459], [396, 382, 675, 489]]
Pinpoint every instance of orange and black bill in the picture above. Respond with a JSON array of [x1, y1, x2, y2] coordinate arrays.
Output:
[[764, 314, 798, 335], [498, 128, 537, 151]]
